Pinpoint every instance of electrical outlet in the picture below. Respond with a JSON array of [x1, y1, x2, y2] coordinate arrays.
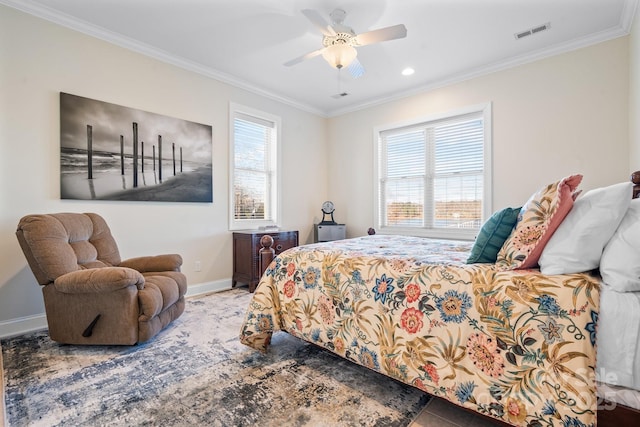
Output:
[[194, 261, 201, 272]]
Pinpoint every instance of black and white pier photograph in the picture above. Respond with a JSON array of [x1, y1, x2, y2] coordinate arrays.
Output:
[[60, 92, 213, 203]]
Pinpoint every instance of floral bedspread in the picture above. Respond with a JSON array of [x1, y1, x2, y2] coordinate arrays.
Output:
[[239, 235, 600, 427]]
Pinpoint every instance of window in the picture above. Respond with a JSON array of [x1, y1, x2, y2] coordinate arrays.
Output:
[[229, 103, 280, 230], [374, 104, 492, 240]]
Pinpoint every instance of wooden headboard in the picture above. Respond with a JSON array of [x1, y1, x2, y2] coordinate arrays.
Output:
[[633, 171, 640, 199]]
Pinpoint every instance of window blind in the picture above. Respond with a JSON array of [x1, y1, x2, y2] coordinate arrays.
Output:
[[233, 114, 276, 221], [433, 119, 483, 229], [381, 129, 426, 227]]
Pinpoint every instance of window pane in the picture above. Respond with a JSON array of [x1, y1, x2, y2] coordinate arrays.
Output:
[[386, 130, 425, 178], [384, 177, 424, 226], [234, 170, 266, 220], [434, 119, 483, 174], [234, 118, 267, 171], [434, 175, 482, 229]]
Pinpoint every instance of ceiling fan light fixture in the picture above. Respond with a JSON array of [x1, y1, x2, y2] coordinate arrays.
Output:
[[322, 43, 357, 69]]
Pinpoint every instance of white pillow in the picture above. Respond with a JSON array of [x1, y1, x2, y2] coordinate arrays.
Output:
[[600, 198, 640, 291], [539, 181, 632, 274]]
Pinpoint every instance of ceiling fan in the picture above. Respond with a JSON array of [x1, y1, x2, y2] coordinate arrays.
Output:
[[284, 8, 407, 78]]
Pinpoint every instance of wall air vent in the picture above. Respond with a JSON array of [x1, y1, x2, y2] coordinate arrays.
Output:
[[515, 22, 551, 40]]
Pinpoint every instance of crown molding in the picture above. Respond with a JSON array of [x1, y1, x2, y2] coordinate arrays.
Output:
[[0, 0, 327, 117], [2, 0, 636, 119], [328, 0, 638, 117]]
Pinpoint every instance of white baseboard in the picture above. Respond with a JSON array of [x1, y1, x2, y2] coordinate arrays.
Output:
[[185, 278, 234, 298], [0, 313, 47, 340], [0, 279, 236, 340]]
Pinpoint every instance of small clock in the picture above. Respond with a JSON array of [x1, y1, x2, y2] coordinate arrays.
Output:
[[320, 201, 337, 225]]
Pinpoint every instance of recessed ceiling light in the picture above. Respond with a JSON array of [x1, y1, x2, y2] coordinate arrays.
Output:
[[401, 67, 415, 76]]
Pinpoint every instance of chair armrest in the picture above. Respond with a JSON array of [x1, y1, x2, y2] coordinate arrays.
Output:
[[119, 254, 183, 273], [53, 267, 145, 294]]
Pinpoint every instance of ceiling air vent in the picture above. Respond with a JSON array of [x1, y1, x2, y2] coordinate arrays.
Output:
[[515, 22, 551, 40], [331, 92, 349, 99]]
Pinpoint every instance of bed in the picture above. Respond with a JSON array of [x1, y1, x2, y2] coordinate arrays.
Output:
[[240, 172, 640, 426]]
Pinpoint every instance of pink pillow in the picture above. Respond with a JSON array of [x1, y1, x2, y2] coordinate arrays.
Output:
[[495, 174, 582, 270]]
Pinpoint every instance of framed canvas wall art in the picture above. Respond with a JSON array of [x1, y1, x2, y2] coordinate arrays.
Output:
[[60, 92, 213, 203]]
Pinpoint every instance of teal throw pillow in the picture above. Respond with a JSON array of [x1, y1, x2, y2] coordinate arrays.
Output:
[[467, 207, 521, 264]]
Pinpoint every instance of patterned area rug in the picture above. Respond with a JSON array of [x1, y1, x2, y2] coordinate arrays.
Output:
[[1, 289, 430, 426], [1, 347, 5, 427]]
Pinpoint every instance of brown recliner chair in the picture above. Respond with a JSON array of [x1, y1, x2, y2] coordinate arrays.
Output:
[[15, 212, 187, 345]]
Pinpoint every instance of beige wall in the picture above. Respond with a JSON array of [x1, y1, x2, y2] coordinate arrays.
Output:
[[0, 6, 328, 329], [327, 38, 630, 238], [631, 5, 640, 169]]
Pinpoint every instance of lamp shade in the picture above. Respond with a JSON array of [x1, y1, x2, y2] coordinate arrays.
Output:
[[322, 44, 357, 69]]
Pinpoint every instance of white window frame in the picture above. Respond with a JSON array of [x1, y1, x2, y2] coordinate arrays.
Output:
[[229, 103, 281, 230], [373, 103, 492, 240]]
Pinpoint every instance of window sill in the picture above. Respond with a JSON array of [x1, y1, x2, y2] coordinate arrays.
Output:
[[376, 227, 476, 241]]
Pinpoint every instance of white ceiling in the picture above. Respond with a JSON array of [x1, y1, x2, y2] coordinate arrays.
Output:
[[2, 0, 637, 116]]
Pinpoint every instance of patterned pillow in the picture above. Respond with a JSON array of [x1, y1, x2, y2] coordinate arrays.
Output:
[[495, 174, 583, 270], [466, 207, 520, 264]]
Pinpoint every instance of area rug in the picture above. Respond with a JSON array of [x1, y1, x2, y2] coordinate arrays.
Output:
[[1, 289, 431, 426], [1, 347, 5, 427]]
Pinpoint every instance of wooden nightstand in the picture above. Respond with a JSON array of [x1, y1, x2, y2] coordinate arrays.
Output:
[[232, 229, 299, 292]]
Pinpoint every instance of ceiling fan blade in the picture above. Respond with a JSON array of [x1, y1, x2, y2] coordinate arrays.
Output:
[[283, 48, 325, 67], [354, 24, 407, 46], [347, 58, 365, 79], [301, 9, 336, 37]]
